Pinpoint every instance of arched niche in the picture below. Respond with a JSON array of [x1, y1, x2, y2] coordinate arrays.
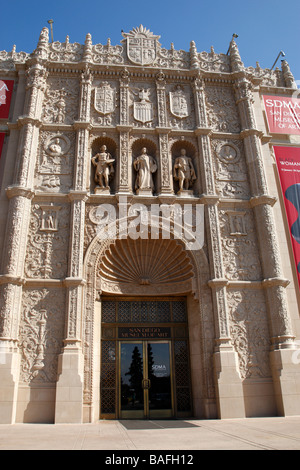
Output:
[[82, 218, 213, 420], [90, 136, 118, 194], [131, 137, 158, 194], [171, 139, 200, 196]]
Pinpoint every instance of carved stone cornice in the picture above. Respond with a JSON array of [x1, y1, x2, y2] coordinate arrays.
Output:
[[116, 125, 133, 133], [68, 190, 89, 202], [198, 194, 220, 205], [240, 128, 264, 139], [0, 275, 25, 286], [250, 194, 277, 208], [207, 278, 229, 288], [262, 277, 290, 289], [5, 186, 35, 200], [194, 127, 212, 136], [16, 116, 43, 129], [64, 277, 87, 287], [73, 121, 92, 130]]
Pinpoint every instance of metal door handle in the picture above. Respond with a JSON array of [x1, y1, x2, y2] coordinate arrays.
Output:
[[142, 378, 151, 389]]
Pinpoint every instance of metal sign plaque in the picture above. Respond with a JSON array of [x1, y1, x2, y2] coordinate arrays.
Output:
[[118, 327, 171, 339]]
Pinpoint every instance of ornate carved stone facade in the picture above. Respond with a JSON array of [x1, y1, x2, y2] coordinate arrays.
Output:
[[0, 25, 300, 424]]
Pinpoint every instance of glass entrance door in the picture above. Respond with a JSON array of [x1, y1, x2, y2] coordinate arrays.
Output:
[[120, 341, 173, 419]]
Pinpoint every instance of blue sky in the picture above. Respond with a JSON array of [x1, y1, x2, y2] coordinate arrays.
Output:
[[1, 0, 299, 82]]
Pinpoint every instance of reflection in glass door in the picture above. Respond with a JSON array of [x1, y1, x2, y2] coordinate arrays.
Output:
[[120, 341, 173, 419], [148, 343, 172, 418], [120, 343, 144, 419]]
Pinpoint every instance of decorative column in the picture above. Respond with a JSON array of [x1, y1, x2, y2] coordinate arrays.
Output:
[[0, 28, 48, 423], [193, 73, 245, 418], [54, 66, 91, 424], [230, 39, 300, 416], [156, 72, 173, 195], [117, 70, 132, 194]]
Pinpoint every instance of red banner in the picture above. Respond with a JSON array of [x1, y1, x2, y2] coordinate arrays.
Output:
[[274, 146, 300, 290], [263, 95, 300, 135], [0, 80, 14, 119]]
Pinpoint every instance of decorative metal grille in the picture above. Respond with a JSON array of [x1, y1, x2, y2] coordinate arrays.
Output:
[[100, 340, 116, 414], [102, 301, 116, 323], [102, 300, 183, 323], [172, 301, 187, 322], [174, 340, 191, 412]]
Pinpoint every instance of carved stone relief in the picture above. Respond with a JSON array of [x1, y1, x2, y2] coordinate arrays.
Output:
[[198, 48, 231, 73], [24, 203, 70, 279], [211, 140, 250, 198], [41, 76, 79, 124], [205, 86, 241, 133], [219, 208, 262, 281], [19, 288, 66, 384], [167, 84, 195, 129], [34, 131, 75, 192], [227, 289, 271, 379], [122, 25, 160, 66], [91, 39, 124, 65], [48, 37, 84, 62], [91, 80, 118, 126], [129, 84, 157, 128]]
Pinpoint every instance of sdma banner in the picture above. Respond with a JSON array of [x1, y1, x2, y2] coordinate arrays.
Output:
[[263, 95, 300, 135], [274, 146, 300, 290], [0, 80, 14, 119]]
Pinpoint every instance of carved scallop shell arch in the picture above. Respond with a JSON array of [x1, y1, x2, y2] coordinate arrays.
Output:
[[97, 237, 194, 295]]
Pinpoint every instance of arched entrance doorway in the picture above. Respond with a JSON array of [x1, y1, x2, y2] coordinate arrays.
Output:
[[83, 229, 213, 421], [99, 237, 194, 419]]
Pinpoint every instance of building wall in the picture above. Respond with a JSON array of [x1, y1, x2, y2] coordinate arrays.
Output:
[[0, 26, 300, 424]]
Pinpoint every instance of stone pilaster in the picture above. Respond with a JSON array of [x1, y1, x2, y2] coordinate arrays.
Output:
[[230, 39, 300, 417], [54, 71, 91, 423], [156, 74, 173, 194], [0, 29, 49, 423], [117, 72, 132, 194], [194, 73, 245, 418], [231, 41, 294, 348]]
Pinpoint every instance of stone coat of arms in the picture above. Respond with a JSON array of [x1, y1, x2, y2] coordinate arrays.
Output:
[[170, 86, 190, 118], [133, 88, 153, 123], [122, 25, 160, 66], [94, 82, 115, 115]]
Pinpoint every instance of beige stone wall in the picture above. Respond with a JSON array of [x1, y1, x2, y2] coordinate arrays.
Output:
[[0, 26, 299, 423]]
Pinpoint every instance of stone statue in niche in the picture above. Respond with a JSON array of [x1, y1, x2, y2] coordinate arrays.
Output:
[[91, 145, 115, 194], [133, 147, 157, 195], [173, 149, 196, 196]]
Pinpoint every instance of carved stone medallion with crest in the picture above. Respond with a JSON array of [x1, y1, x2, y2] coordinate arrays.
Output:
[[122, 25, 160, 66]]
